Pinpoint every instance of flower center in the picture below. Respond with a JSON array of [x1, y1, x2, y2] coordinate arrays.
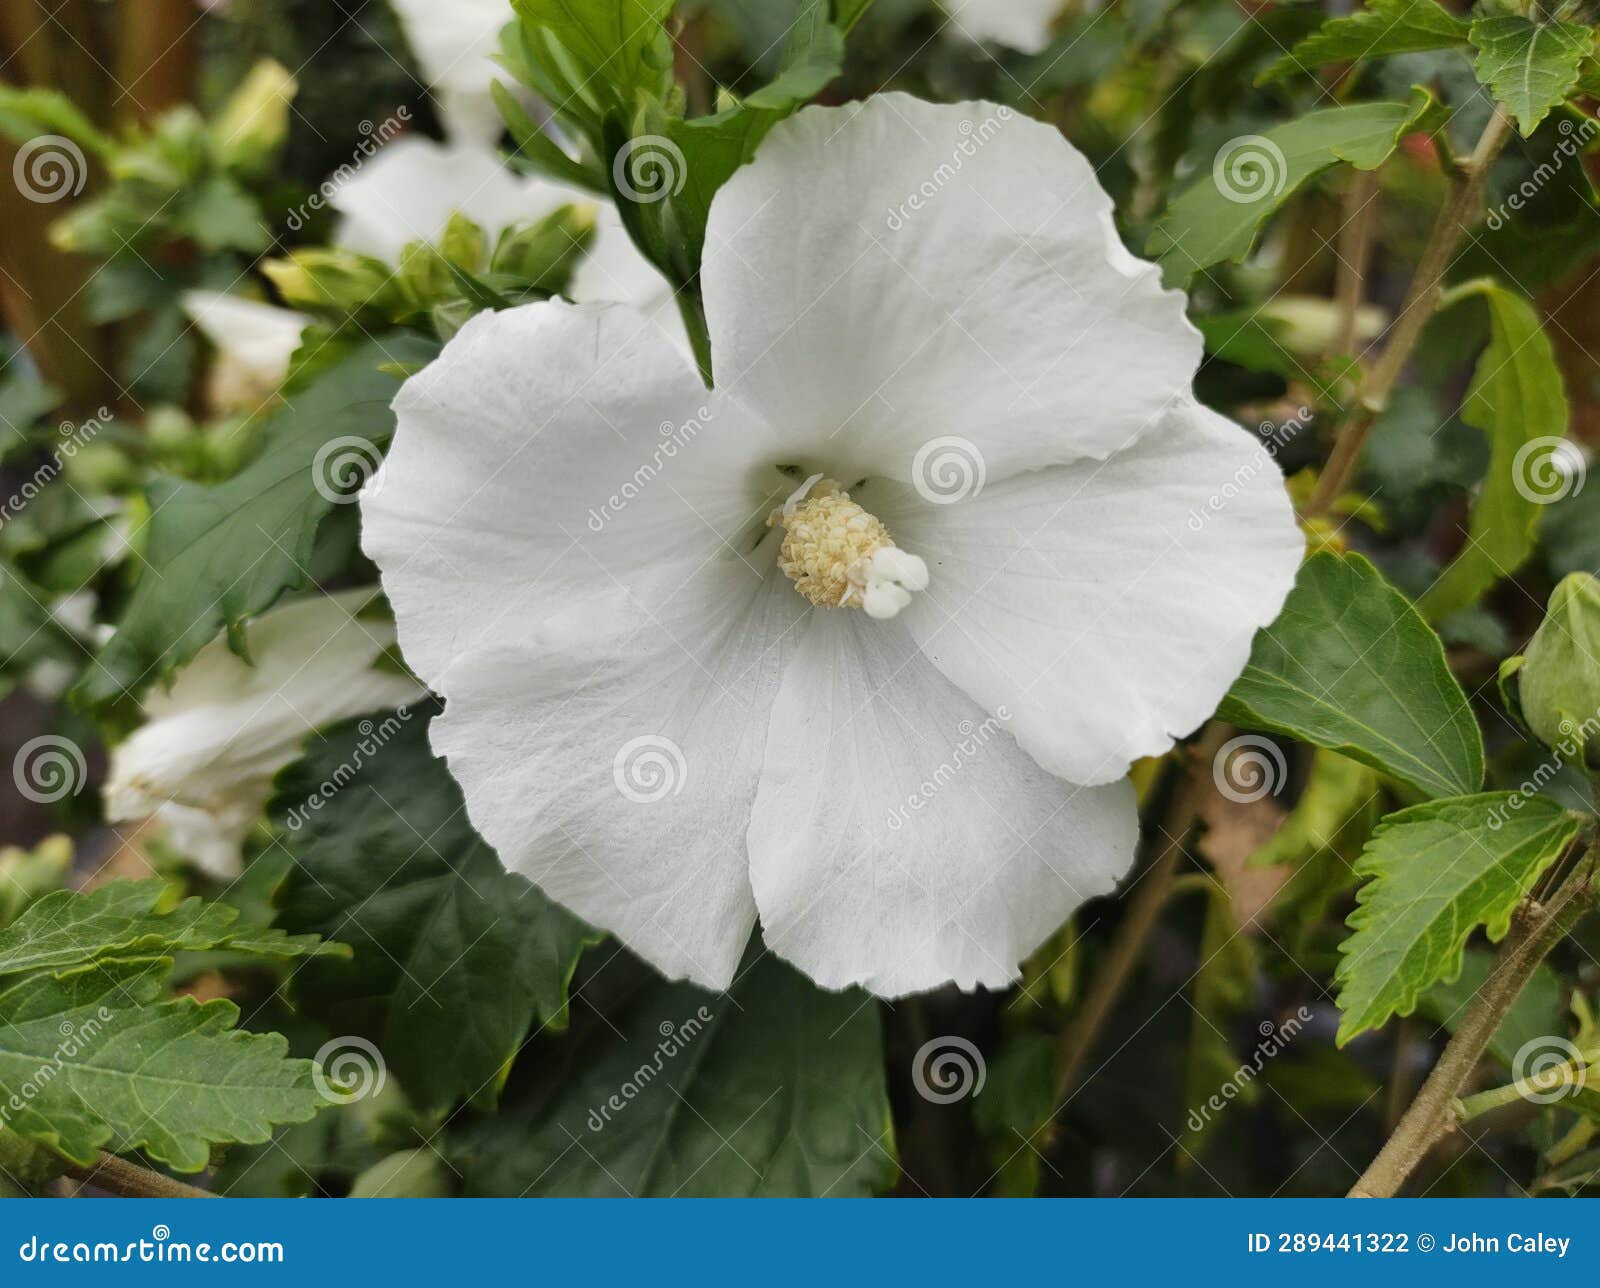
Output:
[[767, 475, 928, 620]]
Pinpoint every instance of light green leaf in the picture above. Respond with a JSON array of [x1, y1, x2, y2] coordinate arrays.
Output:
[[0, 959, 322, 1171], [273, 707, 595, 1117], [74, 334, 437, 713], [0, 879, 342, 979], [0, 86, 115, 155], [1335, 793, 1581, 1044], [1418, 282, 1570, 621], [1220, 551, 1485, 800], [509, 0, 675, 122], [1259, 0, 1471, 86], [449, 952, 897, 1196], [1149, 89, 1441, 281], [1469, 15, 1593, 136]]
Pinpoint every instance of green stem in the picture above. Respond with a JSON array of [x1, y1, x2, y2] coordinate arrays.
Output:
[[1349, 842, 1596, 1197]]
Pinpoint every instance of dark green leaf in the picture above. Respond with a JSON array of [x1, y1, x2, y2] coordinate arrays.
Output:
[[1221, 552, 1485, 799], [450, 952, 896, 1196], [272, 706, 594, 1116]]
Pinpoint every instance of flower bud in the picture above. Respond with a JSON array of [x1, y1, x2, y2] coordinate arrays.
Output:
[[211, 60, 297, 173], [1518, 572, 1600, 764]]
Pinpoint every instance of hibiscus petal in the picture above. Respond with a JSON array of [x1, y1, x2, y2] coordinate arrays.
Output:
[[332, 136, 573, 263], [363, 300, 782, 684], [747, 609, 1137, 997], [700, 93, 1199, 484], [429, 553, 806, 990], [877, 399, 1304, 786]]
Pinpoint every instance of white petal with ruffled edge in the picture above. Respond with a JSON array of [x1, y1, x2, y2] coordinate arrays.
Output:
[[701, 94, 1199, 485], [332, 136, 572, 263], [747, 609, 1136, 996], [180, 291, 308, 389], [872, 400, 1303, 786], [389, 0, 512, 142], [429, 548, 806, 990], [362, 300, 788, 685], [104, 590, 426, 875]]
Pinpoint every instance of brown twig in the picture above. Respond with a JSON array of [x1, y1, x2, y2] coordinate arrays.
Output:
[[62, 1151, 216, 1200], [1305, 105, 1514, 518]]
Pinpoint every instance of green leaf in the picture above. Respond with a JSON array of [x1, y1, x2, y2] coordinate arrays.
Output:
[[1148, 89, 1441, 281], [1249, 750, 1383, 870], [1334, 793, 1581, 1044], [272, 706, 594, 1116], [0, 568, 77, 688], [1259, 0, 1471, 86], [73, 334, 437, 712], [0, 86, 115, 155], [1220, 552, 1485, 800], [1418, 282, 1570, 621], [0, 959, 322, 1171], [1469, 15, 1594, 136], [0, 880, 343, 979], [1180, 886, 1259, 1164], [449, 951, 897, 1196]]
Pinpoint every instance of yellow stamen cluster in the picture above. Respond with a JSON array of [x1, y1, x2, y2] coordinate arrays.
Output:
[[769, 479, 895, 609]]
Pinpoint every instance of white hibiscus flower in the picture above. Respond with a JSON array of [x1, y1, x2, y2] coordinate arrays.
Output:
[[104, 591, 425, 877], [943, 0, 1066, 53], [331, 136, 677, 329], [389, 0, 513, 143], [362, 95, 1301, 997], [181, 290, 310, 412]]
